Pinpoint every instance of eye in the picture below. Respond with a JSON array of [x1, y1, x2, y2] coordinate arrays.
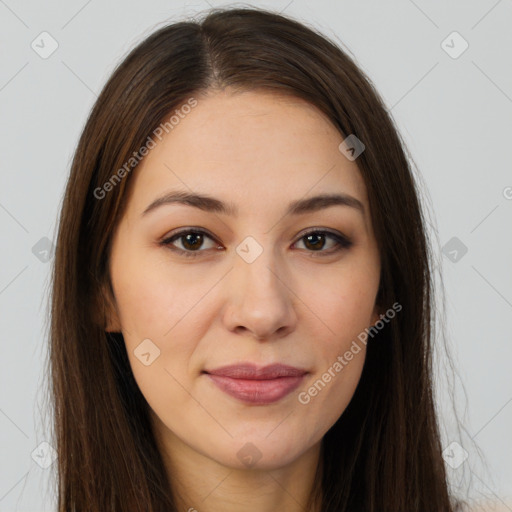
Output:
[[160, 227, 352, 259], [160, 228, 222, 258], [293, 229, 352, 255]]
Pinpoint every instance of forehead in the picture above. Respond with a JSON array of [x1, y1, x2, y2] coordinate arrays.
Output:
[[126, 89, 369, 221]]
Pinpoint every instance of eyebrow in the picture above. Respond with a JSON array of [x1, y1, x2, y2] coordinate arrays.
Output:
[[141, 190, 365, 217]]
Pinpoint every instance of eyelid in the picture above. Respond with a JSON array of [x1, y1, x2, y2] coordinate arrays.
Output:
[[292, 228, 353, 252], [160, 227, 222, 256], [159, 226, 352, 257], [161, 226, 216, 242], [293, 226, 349, 243]]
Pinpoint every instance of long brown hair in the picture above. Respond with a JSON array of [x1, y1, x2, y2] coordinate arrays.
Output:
[[48, 7, 465, 510]]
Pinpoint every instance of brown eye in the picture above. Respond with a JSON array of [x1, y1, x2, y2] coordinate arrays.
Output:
[[293, 230, 352, 254], [160, 228, 352, 259], [180, 232, 204, 251], [160, 229, 221, 258], [303, 233, 327, 251]]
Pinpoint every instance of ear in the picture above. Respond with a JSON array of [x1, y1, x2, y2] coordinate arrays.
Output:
[[94, 279, 122, 332]]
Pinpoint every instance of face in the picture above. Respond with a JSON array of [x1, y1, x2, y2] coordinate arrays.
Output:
[[105, 89, 381, 472]]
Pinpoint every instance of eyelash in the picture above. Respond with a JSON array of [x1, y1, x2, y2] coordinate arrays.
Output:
[[159, 227, 353, 259]]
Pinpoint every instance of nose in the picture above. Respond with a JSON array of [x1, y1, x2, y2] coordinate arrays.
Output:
[[221, 245, 298, 341]]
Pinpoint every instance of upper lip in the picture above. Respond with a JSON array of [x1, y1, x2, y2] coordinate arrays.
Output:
[[204, 363, 307, 380]]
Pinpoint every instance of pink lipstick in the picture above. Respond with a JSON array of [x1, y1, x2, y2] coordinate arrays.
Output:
[[204, 363, 307, 405]]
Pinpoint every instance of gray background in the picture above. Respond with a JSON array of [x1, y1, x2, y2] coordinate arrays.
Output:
[[0, 0, 511, 510]]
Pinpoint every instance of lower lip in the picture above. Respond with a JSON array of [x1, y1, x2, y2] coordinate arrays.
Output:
[[206, 374, 305, 404]]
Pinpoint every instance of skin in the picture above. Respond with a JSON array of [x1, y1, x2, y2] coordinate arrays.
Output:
[[105, 88, 381, 512]]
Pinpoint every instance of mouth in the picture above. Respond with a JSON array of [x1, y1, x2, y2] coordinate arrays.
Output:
[[203, 363, 307, 405]]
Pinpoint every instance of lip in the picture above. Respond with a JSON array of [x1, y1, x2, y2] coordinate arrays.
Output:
[[204, 364, 307, 405]]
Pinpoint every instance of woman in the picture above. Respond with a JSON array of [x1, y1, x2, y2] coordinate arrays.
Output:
[[49, 7, 468, 511]]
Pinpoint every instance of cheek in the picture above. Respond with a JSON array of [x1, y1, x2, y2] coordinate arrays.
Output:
[[110, 254, 205, 415], [293, 261, 377, 425], [110, 246, 210, 340], [307, 352, 366, 433], [297, 330, 367, 438], [300, 262, 379, 352], [109, 254, 207, 401]]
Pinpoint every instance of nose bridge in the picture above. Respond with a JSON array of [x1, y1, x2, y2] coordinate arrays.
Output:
[[222, 234, 297, 339], [235, 234, 285, 293]]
